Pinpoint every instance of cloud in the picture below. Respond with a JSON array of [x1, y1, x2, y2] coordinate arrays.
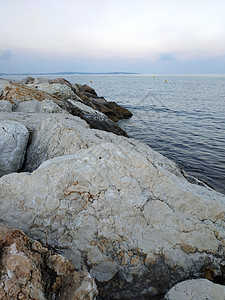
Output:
[[158, 53, 177, 61], [0, 49, 13, 60]]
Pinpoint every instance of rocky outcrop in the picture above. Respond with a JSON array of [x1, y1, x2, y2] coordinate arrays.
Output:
[[0, 115, 225, 298], [0, 223, 98, 299], [74, 83, 133, 122], [165, 279, 225, 300], [21, 76, 133, 122], [0, 82, 57, 103], [0, 79, 129, 136], [20, 115, 178, 173], [0, 120, 29, 177], [1, 77, 225, 299], [0, 113, 176, 174], [104, 101, 133, 120]]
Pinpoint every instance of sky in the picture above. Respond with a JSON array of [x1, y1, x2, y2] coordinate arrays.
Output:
[[0, 0, 225, 74]]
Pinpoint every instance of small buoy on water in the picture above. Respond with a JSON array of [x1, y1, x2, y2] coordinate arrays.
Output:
[[165, 79, 167, 82], [90, 80, 92, 83]]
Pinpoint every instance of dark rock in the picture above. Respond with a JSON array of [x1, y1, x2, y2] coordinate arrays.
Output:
[[20, 76, 35, 84], [82, 113, 129, 137], [105, 102, 133, 119], [75, 85, 133, 122], [80, 84, 98, 96]]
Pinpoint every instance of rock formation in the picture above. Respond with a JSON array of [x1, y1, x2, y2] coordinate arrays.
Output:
[[0, 77, 131, 137], [165, 279, 225, 300], [0, 77, 225, 299], [0, 224, 98, 299]]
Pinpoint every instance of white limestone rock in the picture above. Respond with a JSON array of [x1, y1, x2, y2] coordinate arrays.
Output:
[[28, 82, 81, 101], [0, 81, 128, 136], [0, 120, 29, 176], [12, 99, 68, 114], [13, 99, 42, 113], [165, 279, 225, 300], [0, 137, 225, 298], [0, 112, 88, 133], [40, 99, 69, 114], [0, 100, 12, 112], [22, 115, 181, 174], [0, 79, 11, 91]]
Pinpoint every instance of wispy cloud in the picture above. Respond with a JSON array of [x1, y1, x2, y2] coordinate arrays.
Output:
[[0, 49, 13, 60]]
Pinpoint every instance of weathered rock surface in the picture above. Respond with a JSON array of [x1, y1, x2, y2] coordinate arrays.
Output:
[[0, 112, 89, 133], [105, 101, 133, 119], [13, 99, 68, 114], [1, 77, 225, 299], [27, 82, 82, 101], [165, 279, 225, 300], [0, 82, 57, 103], [75, 84, 133, 122], [0, 79, 11, 91], [21, 115, 178, 173], [0, 79, 129, 136], [0, 223, 98, 299], [1, 117, 225, 299], [0, 120, 29, 176], [0, 100, 12, 112], [22, 77, 133, 122]]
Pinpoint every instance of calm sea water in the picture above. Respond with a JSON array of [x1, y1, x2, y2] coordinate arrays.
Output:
[[2, 74, 225, 194]]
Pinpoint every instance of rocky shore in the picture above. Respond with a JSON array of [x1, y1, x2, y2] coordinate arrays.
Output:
[[1, 77, 225, 299]]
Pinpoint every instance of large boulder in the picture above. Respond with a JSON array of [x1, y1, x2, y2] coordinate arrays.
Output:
[[0, 112, 89, 133], [165, 279, 225, 300], [0, 82, 57, 103], [105, 101, 133, 119], [13, 99, 68, 114], [0, 223, 98, 299], [79, 84, 98, 96], [0, 118, 225, 299], [0, 120, 29, 176], [75, 83, 133, 122], [21, 115, 176, 173], [27, 82, 81, 101]]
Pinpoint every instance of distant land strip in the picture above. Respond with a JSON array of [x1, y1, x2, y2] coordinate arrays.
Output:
[[0, 72, 139, 76]]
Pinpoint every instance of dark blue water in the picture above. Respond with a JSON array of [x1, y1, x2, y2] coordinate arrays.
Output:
[[3, 74, 225, 194]]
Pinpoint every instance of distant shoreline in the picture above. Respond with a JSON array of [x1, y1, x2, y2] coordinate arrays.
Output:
[[0, 71, 139, 76]]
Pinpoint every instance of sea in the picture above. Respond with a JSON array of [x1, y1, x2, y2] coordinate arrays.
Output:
[[2, 73, 225, 195]]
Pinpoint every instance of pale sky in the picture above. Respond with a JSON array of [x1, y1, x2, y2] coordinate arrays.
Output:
[[1, 0, 225, 73]]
